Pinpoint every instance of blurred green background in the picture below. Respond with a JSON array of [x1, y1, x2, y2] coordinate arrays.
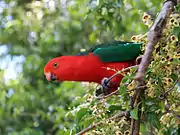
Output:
[[0, 0, 164, 134]]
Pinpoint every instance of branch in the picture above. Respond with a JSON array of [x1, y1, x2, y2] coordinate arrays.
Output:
[[164, 77, 180, 94], [170, 110, 180, 120], [97, 85, 147, 100], [107, 65, 138, 83], [130, 1, 178, 135], [135, 0, 177, 84], [97, 89, 120, 99], [76, 111, 129, 135], [165, 102, 180, 120], [159, 77, 180, 100]]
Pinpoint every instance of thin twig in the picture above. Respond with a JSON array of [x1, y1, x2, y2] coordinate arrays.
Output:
[[97, 85, 147, 100], [165, 77, 180, 94], [164, 102, 180, 120], [170, 110, 180, 120], [107, 65, 138, 83], [159, 77, 180, 99], [97, 89, 120, 99], [76, 111, 129, 135]]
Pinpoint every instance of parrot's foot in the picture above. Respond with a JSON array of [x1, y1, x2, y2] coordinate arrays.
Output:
[[95, 77, 118, 98], [101, 77, 110, 89], [94, 86, 109, 98]]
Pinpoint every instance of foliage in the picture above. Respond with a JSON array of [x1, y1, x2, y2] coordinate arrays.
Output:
[[0, 0, 179, 135]]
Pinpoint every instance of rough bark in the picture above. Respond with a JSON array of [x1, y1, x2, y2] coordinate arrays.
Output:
[[130, 0, 179, 135]]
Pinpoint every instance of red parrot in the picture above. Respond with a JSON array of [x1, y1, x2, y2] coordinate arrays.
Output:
[[44, 41, 142, 95]]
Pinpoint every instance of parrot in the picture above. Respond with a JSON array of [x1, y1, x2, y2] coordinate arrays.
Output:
[[44, 41, 142, 96]]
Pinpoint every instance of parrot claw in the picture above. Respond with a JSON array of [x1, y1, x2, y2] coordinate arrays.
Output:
[[95, 77, 117, 98], [101, 77, 110, 89], [94, 78, 111, 98], [94, 86, 109, 98], [94, 86, 104, 98]]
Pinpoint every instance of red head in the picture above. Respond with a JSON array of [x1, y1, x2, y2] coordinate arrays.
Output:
[[44, 57, 61, 81], [44, 56, 74, 82]]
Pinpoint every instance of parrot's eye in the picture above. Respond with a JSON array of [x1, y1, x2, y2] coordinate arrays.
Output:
[[53, 62, 58, 68]]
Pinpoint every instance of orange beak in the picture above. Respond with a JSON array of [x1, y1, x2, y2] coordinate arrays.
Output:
[[44, 72, 52, 81], [46, 72, 57, 81], [44, 72, 57, 81]]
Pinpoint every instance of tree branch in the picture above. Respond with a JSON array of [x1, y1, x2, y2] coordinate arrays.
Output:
[[107, 65, 138, 83], [130, 0, 178, 135], [164, 101, 180, 120], [159, 77, 180, 100], [96, 85, 146, 101], [76, 111, 129, 135], [135, 0, 177, 83]]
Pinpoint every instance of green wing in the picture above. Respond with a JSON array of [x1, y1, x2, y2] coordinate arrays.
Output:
[[77, 41, 142, 62]]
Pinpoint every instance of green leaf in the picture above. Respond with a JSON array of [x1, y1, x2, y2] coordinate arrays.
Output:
[[76, 108, 88, 122], [144, 98, 159, 112], [119, 76, 129, 98], [173, 27, 180, 39], [56, 130, 72, 135], [108, 105, 122, 113], [140, 123, 148, 134], [130, 107, 138, 120], [148, 112, 160, 129]]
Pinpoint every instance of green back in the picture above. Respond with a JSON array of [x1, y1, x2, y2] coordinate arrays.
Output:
[[77, 41, 142, 62]]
